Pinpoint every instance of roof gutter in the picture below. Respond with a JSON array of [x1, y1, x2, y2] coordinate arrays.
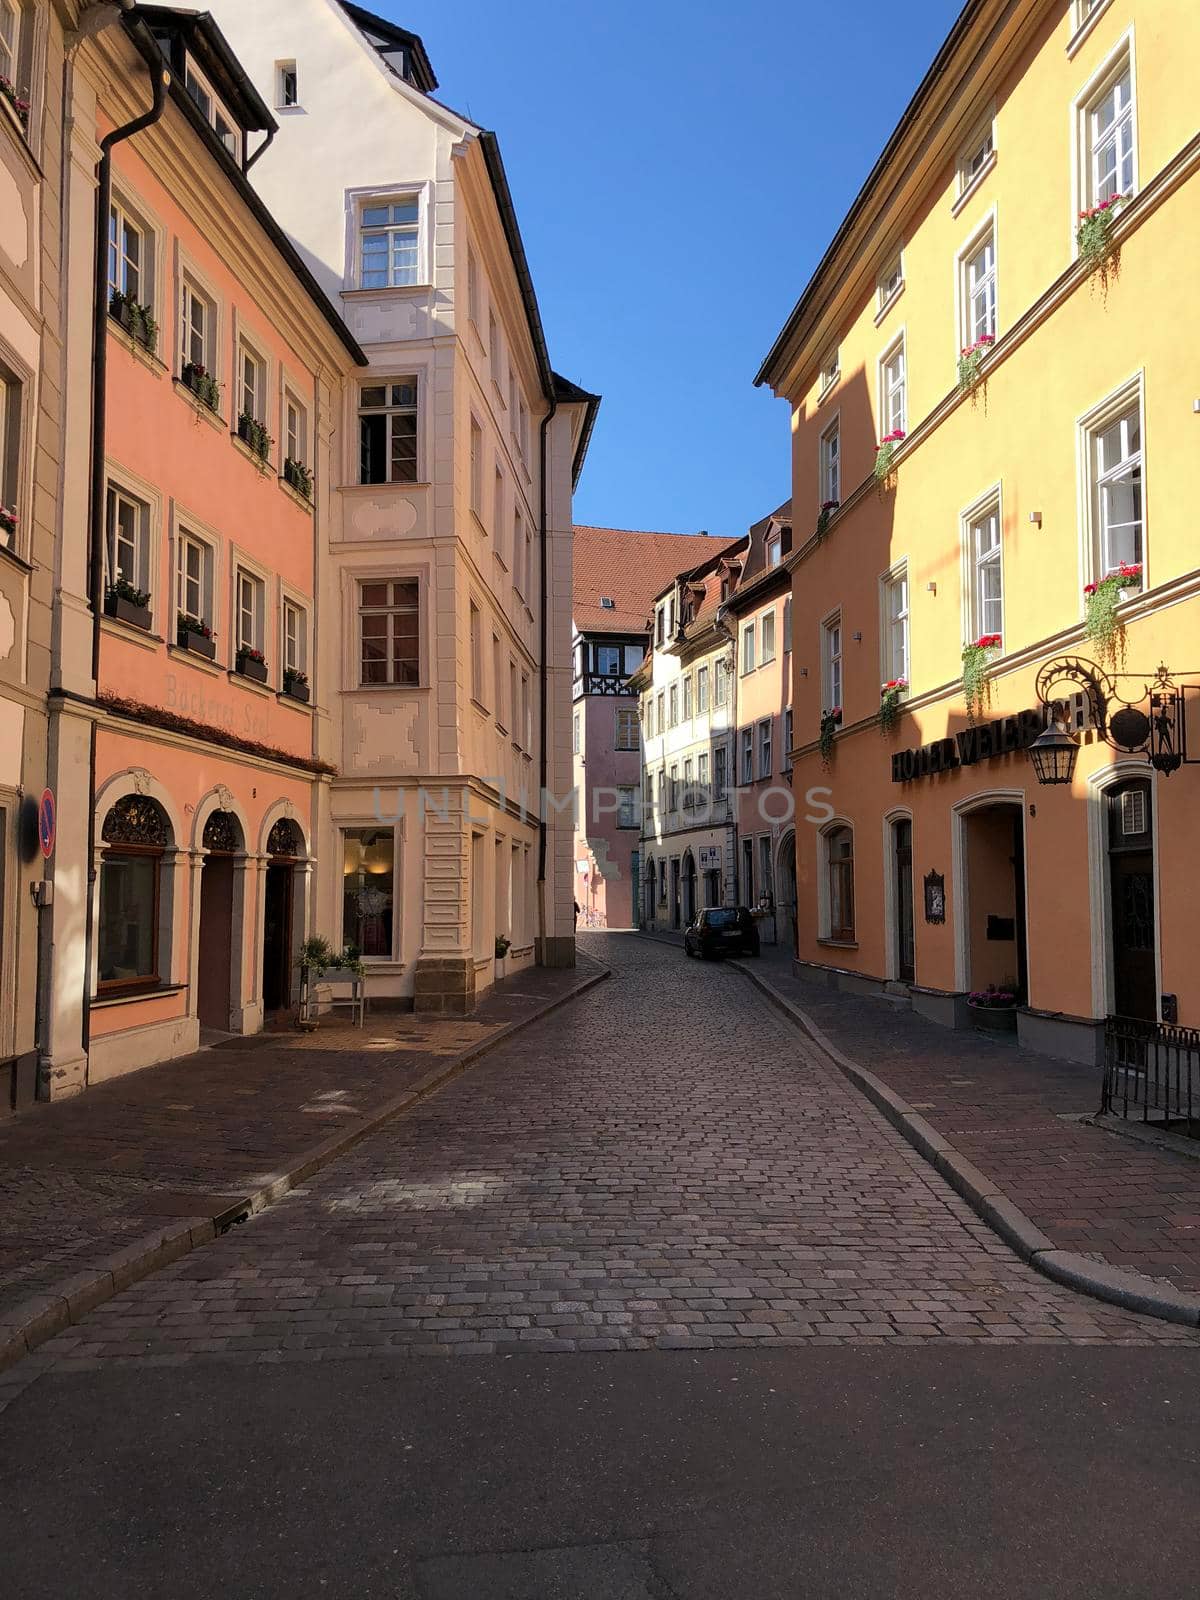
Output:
[[478, 130, 555, 404]]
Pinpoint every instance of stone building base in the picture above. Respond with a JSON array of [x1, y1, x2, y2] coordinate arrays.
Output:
[[413, 956, 477, 1016], [538, 936, 576, 970]]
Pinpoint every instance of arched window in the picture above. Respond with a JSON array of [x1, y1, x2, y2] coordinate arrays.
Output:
[[827, 826, 855, 942], [202, 809, 243, 853], [267, 817, 304, 859], [98, 795, 171, 992]]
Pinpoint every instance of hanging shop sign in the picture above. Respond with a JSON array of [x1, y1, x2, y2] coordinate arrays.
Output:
[[891, 709, 1045, 784]]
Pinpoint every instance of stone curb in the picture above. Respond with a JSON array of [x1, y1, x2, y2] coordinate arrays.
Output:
[[0, 962, 610, 1375], [681, 941, 1200, 1330]]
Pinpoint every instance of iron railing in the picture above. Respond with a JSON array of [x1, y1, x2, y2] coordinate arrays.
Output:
[[1101, 1015, 1200, 1134]]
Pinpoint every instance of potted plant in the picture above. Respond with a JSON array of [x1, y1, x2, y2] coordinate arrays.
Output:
[[235, 643, 269, 684], [282, 666, 310, 703], [818, 706, 842, 767], [879, 678, 907, 735], [298, 937, 366, 1024], [1084, 562, 1142, 663], [815, 499, 839, 538], [967, 984, 1019, 1034], [177, 610, 216, 659], [495, 933, 512, 979], [237, 412, 273, 465], [1077, 194, 1126, 294], [0, 74, 29, 129], [874, 429, 906, 484], [961, 633, 1002, 722], [104, 575, 152, 631], [957, 333, 995, 401], [0, 504, 17, 547], [109, 290, 159, 355], [181, 361, 221, 412], [283, 457, 313, 500]]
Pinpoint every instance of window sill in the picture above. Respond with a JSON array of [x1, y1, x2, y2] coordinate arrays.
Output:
[[492, 549, 509, 574], [496, 721, 510, 737], [227, 669, 276, 699], [167, 643, 224, 676], [0, 539, 33, 576], [277, 689, 312, 711], [341, 683, 428, 696], [952, 150, 998, 218], [231, 433, 274, 474], [92, 981, 188, 1010], [278, 477, 314, 513], [470, 697, 490, 717], [101, 615, 163, 652], [817, 938, 859, 951], [490, 378, 507, 411], [172, 379, 225, 430], [340, 479, 429, 495], [0, 93, 39, 175], [341, 283, 434, 300], [1067, 0, 1115, 56], [817, 374, 839, 404], [874, 281, 905, 327], [108, 319, 169, 373]]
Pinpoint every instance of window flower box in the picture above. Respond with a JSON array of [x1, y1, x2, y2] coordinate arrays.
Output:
[[298, 937, 366, 1027], [0, 74, 29, 129], [283, 457, 313, 499], [961, 634, 1001, 722], [967, 987, 1018, 1033], [874, 429, 906, 483], [236, 646, 269, 684], [0, 504, 17, 547], [1084, 563, 1141, 662], [177, 611, 216, 659], [1077, 194, 1126, 291], [181, 361, 221, 412], [879, 678, 908, 735], [816, 499, 839, 538], [957, 334, 994, 398], [109, 291, 158, 356], [237, 412, 273, 465], [104, 578, 152, 632], [818, 706, 842, 766], [282, 668, 310, 703]]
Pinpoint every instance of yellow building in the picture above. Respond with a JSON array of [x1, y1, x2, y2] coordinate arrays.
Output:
[[757, 0, 1200, 1066]]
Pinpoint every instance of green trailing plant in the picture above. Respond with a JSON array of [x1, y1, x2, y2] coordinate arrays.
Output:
[[283, 457, 313, 499], [495, 934, 512, 959], [1077, 194, 1126, 296], [106, 575, 151, 609], [109, 290, 159, 355], [961, 633, 1002, 722], [1083, 562, 1141, 662], [181, 361, 221, 411], [815, 499, 839, 539], [283, 666, 309, 691], [956, 334, 994, 401], [878, 678, 907, 736], [238, 412, 274, 465], [873, 429, 905, 484], [818, 706, 842, 766], [176, 610, 213, 640]]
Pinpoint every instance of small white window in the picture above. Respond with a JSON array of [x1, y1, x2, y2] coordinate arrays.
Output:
[[1086, 59, 1135, 207], [741, 622, 756, 675], [184, 58, 241, 162], [968, 498, 1003, 640], [766, 534, 782, 568], [284, 392, 307, 468], [283, 597, 306, 676], [877, 252, 904, 312], [276, 60, 298, 109], [1120, 787, 1146, 836], [180, 279, 215, 377], [963, 226, 997, 345], [238, 341, 267, 426], [359, 380, 417, 484], [820, 418, 841, 507], [104, 484, 151, 598], [957, 118, 995, 199], [176, 530, 213, 628], [822, 614, 843, 711], [360, 579, 420, 687], [236, 567, 266, 656], [819, 346, 840, 397], [880, 336, 906, 437], [1092, 401, 1143, 577], [360, 196, 420, 289], [0, 1, 17, 86], [107, 198, 150, 309], [760, 609, 776, 664], [469, 417, 483, 517], [882, 565, 909, 684]]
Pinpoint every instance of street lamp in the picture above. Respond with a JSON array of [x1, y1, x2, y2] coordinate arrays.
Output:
[[1028, 724, 1080, 786]]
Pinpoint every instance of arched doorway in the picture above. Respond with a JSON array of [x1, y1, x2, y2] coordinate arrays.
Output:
[[264, 818, 305, 1013], [890, 817, 915, 982], [1105, 777, 1156, 1020], [777, 830, 797, 953], [198, 809, 244, 1030], [955, 797, 1026, 1002], [681, 850, 697, 926]]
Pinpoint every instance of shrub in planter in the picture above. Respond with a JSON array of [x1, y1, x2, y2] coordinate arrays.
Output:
[[298, 936, 365, 980], [815, 499, 839, 538], [282, 667, 310, 702], [181, 361, 221, 412], [177, 610, 216, 658], [104, 576, 152, 630], [1077, 194, 1126, 295], [283, 457, 313, 500], [495, 934, 512, 960], [236, 644, 269, 683], [874, 429, 906, 484], [878, 678, 907, 735], [237, 412, 273, 465], [967, 984, 1018, 1032], [0, 74, 30, 128], [1083, 562, 1141, 663], [961, 633, 1001, 722], [109, 291, 159, 355], [818, 706, 842, 767], [956, 334, 995, 400]]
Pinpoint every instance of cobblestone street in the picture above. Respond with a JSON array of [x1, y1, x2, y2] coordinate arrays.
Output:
[[5, 932, 1193, 1400]]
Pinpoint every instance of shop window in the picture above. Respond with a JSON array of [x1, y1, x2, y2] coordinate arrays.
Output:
[[342, 828, 395, 958], [97, 795, 171, 992], [826, 826, 855, 942]]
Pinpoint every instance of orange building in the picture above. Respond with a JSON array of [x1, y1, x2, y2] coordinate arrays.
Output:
[[758, 0, 1200, 1064], [42, 8, 364, 1092]]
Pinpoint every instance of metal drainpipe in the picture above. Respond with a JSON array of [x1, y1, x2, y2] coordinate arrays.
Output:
[[535, 392, 559, 956], [80, 49, 169, 1054], [245, 125, 275, 173]]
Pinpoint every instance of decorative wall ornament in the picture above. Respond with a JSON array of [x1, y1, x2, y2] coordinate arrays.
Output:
[[923, 870, 946, 925], [267, 818, 304, 859], [202, 809, 243, 853], [102, 794, 169, 846], [130, 768, 153, 795]]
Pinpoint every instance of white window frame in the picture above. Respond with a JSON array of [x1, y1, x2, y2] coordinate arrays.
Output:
[[357, 193, 421, 290], [0, 0, 17, 87], [956, 211, 998, 356], [282, 594, 307, 677], [821, 610, 843, 713], [0, 363, 25, 552], [108, 192, 155, 311], [175, 526, 215, 630], [104, 481, 152, 598], [283, 387, 308, 469], [876, 249, 905, 321], [696, 665, 709, 713], [469, 415, 483, 520], [237, 336, 268, 428], [766, 534, 782, 568], [819, 414, 841, 509], [183, 55, 242, 163], [359, 378, 419, 485], [358, 576, 422, 689], [275, 59, 299, 110], [234, 564, 267, 657], [760, 608, 776, 665], [1067, 0, 1116, 58], [179, 276, 216, 379], [954, 110, 997, 215], [758, 718, 772, 780], [818, 345, 840, 400], [961, 488, 1005, 645], [879, 332, 907, 439], [740, 727, 753, 786], [740, 621, 756, 676], [1078, 376, 1145, 591], [879, 560, 910, 686], [1073, 33, 1137, 231]]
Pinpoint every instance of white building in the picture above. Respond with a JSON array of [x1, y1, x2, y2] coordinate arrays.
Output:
[[204, 0, 598, 1011], [630, 537, 747, 931]]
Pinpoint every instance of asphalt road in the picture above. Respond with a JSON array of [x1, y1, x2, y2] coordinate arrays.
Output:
[[2, 933, 1198, 1596]]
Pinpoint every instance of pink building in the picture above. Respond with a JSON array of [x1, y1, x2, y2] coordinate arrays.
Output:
[[572, 526, 714, 928]]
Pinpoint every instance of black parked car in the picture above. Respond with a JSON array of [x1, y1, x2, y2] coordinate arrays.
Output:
[[683, 906, 760, 959]]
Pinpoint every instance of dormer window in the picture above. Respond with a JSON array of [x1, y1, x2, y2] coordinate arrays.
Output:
[[767, 535, 782, 568], [600, 596, 615, 609], [185, 58, 241, 162]]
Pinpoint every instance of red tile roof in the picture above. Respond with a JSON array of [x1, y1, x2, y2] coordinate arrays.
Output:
[[572, 525, 741, 635]]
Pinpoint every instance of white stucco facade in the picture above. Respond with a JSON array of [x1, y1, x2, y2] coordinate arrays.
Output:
[[205, 0, 595, 1009]]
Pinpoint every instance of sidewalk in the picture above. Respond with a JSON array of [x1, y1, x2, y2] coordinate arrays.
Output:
[[0, 959, 607, 1370], [719, 941, 1200, 1314]]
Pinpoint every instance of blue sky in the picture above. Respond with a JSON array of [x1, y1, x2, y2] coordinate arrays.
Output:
[[376, 0, 963, 539]]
